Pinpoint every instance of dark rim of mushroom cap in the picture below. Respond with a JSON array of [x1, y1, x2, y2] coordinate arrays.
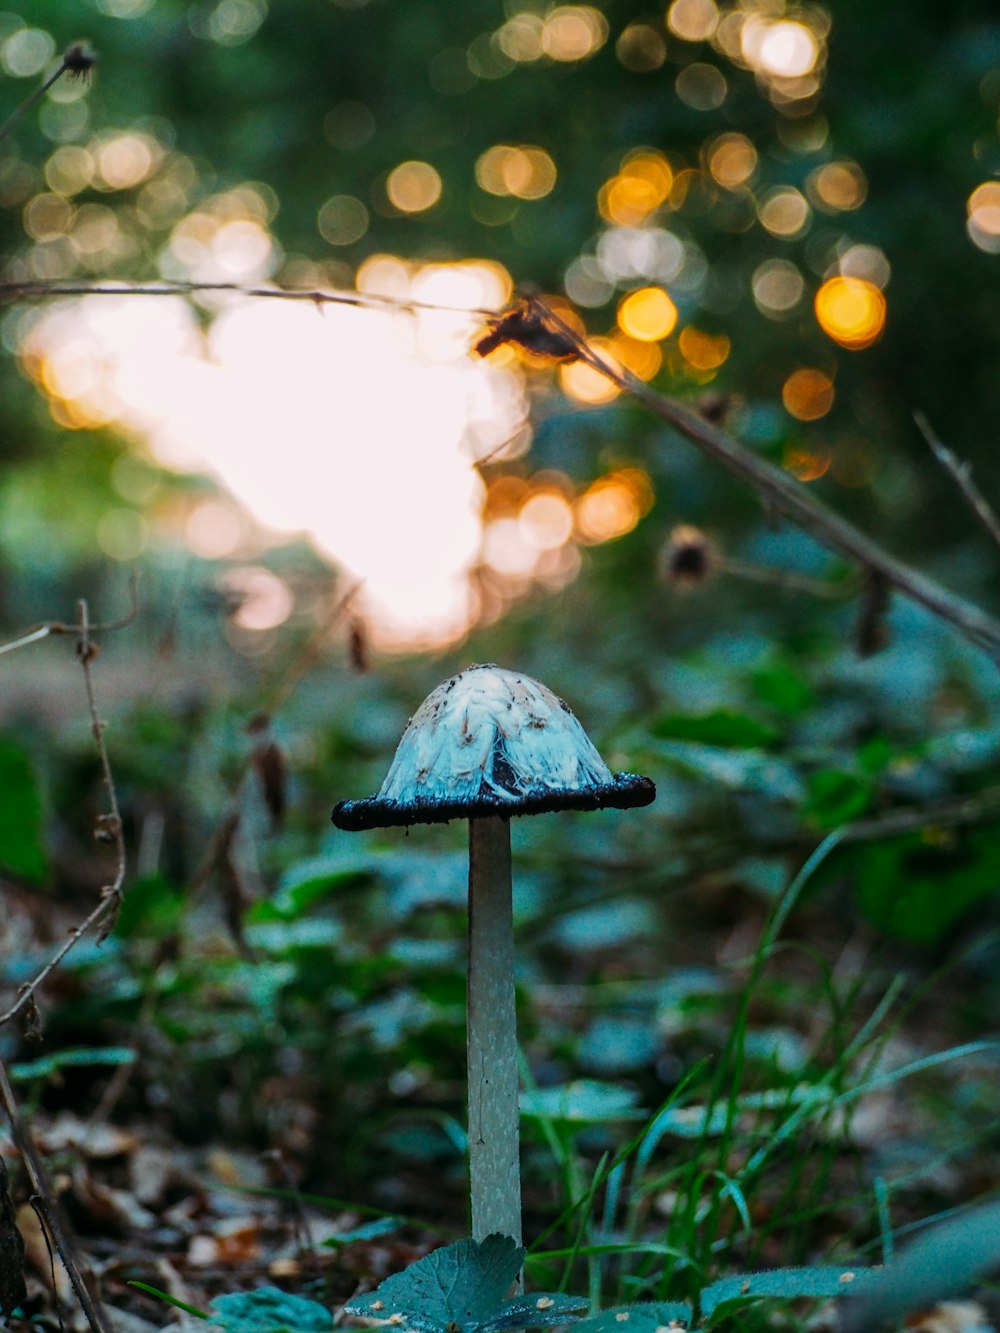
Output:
[[333, 772, 655, 829]]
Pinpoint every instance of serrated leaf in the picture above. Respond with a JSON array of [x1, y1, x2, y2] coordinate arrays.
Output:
[[209, 1287, 333, 1333], [344, 1235, 524, 1333], [699, 1266, 874, 1320], [479, 1293, 589, 1332], [570, 1302, 692, 1333]]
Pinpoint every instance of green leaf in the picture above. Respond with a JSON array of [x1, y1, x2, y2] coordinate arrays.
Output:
[[652, 709, 780, 748], [570, 1303, 692, 1333], [854, 827, 1000, 942], [520, 1081, 646, 1124], [267, 851, 373, 919], [344, 1236, 584, 1333], [10, 1046, 135, 1081], [127, 1281, 208, 1319], [699, 1266, 875, 1320], [748, 664, 814, 717], [345, 1236, 524, 1331], [115, 874, 184, 940], [209, 1287, 333, 1333], [840, 1201, 1000, 1333], [322, 1216, 402, 1247], [802, 770, 871, 829], [654, 742, 804, 802], [0, 736, 46, 881]]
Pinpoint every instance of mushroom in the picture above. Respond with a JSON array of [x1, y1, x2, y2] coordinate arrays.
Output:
[[332, 665, 655, 1249]]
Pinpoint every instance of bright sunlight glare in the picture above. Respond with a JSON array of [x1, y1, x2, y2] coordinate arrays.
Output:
[[20, 265, 529, 649]]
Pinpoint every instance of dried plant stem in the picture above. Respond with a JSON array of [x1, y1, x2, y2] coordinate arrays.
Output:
[[0, 598, 128, 1030], [0, 1056, 112, 1333], [720, 559, 855, 599], [0, 279, 497, 320], [532, 297, 1000, 664], [0, 53, 80, 148], [914, 410, 1000, 553]]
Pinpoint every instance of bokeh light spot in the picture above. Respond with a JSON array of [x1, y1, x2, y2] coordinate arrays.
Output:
[[317, 194, 369, 245], [542, 6, 608, 60], [758, 186, 810, 238], [753, 21, 819, 77], [967, 181, 1000, 254], [666, 0, 719, 43], [497, 13, 545, 61], [476, 145, 557, 199], [807, 161, 867, 212], [387, 160, 442, 213], [618, 286, 678, 341], [753, 258, 805, 317], [560, 342, 621, 403], [814, 276, 886, 349], [574, 468, 652, 543], [679, 326, 730, 370], [707, 133, 757, 189], [782, 367, 834, 421], [220, 566, 294, 631], [519, 491, 575, 550], [616, 23, 666, 71], [676, 62, 727, 111], [784, 445, 831, 482]]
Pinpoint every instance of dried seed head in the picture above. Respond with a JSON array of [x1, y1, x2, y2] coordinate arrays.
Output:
[[696, 391, 739, 425], [94, 813, 121, 845], [474, 302, 578, 362], [661, 524, 719, 589], [63, 42, 97, 80]]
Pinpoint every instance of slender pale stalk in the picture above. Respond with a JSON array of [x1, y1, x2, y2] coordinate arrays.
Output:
[[467, 816, 522, 1248]]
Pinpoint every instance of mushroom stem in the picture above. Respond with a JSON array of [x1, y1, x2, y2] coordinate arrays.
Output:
[[467, 815, 522, 1249]]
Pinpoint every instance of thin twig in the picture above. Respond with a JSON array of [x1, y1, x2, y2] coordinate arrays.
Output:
[[0, 1056, 112, 1333], [76, 599, 127, 932], [0, 279, 499, 320], [0, 46, 92, 149], [0, 625, 53, 657], [0, 572, 139, 657], [0, 597, 129, 1030], [529, 296, 1000, 664], [720, 558, 856, 600], [842, 786, 1000, 843], [914, 410, 1000, 554]]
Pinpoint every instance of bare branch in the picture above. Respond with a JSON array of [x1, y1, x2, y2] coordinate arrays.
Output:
[[0, 572, 138, 657], [914, 410, 1000, 554], [0, 279, 498, 319], [0, 1057, 113, 1333], [530, 296, 1000, 664], [0, 596, 129, 1029]]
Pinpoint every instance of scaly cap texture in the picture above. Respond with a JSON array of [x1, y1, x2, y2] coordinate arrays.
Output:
[[333, 665, 655, 829]]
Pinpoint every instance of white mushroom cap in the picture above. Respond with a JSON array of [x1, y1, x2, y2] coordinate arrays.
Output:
[[333, 664, 654, 829]]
